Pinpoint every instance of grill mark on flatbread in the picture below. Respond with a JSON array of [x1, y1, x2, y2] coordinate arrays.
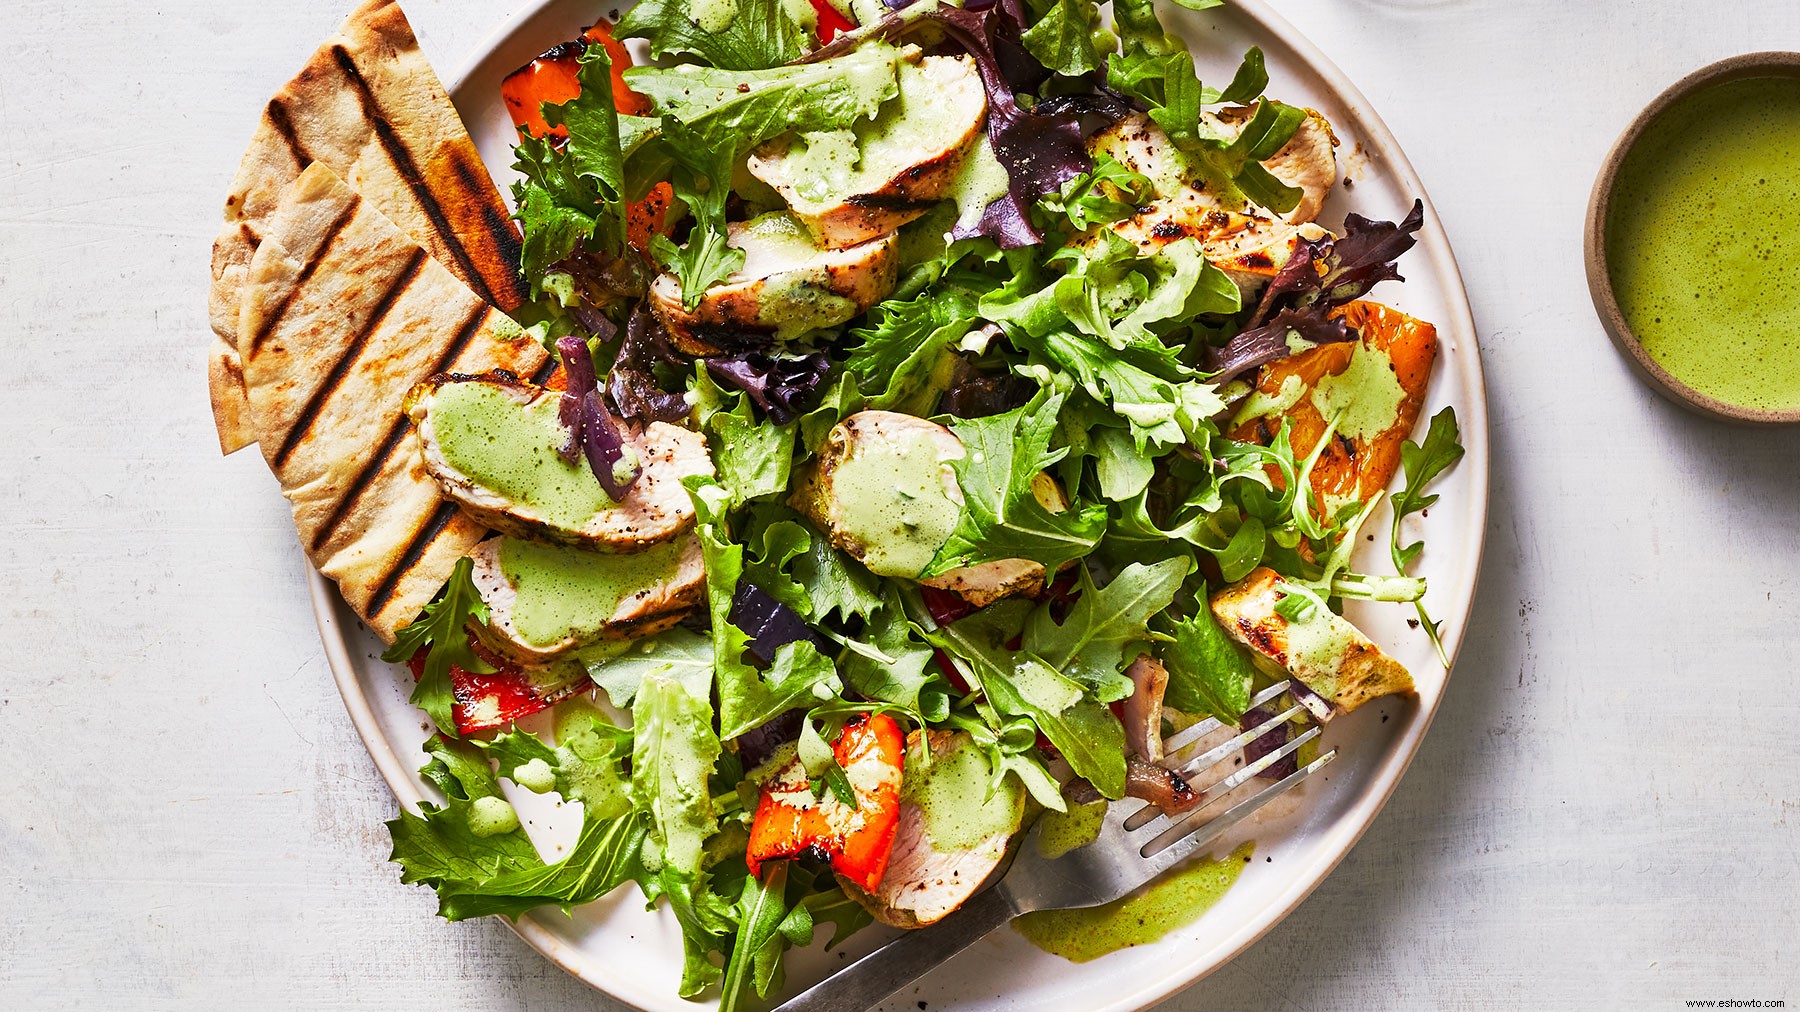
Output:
[[239, 222, 261, 247], [307, 302, 492, 553], [248, 194, 363, 355], [265, 98, 312, 167], [448, 148, 527, 307], [272, 247, 428, 469], [328, 43, 505, 310], [364, 499, 460, 621]]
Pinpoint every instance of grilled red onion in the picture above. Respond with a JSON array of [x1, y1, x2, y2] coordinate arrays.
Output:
[[581, 388, 639, 500], [554, 336, 597, 464], [1120, 654, 1170, 764]]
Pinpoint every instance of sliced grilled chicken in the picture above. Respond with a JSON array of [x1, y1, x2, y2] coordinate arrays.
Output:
[[410, 373, 713, 552], [748, 54, 987, 248], [791, 411, 1066, 608], [1212, 105, 1338, 224], [468, 534, 706, 664], [843, 730, 1020, 929], [1085, 112, 1333, 294], [650, 212, 899, 355], [1210, 567, 1413, 715]]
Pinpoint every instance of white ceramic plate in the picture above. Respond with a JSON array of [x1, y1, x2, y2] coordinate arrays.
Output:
[[309, 1, 1489, 1008]]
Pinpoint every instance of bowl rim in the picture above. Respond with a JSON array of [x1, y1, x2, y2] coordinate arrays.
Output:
[[1583, 50, 1800, 426]]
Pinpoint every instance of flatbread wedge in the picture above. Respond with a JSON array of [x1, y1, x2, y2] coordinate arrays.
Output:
[[239, 161, 547, 642], [208, 0, 528, 454]]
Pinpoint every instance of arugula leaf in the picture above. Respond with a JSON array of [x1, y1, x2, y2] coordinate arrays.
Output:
[[1024, 559, 1190, 701], [839, 588, 944, 717], [1159, 591, 1260, 725], [1390, 406, 1464, 666], [387, 737, 649, 921], [1019, 0, 1103, 77], [381, 557, 495, 737], [929, 603, 1127, 799], [614, 0, 805, 72], [1038, 155, 1154, 232], [480, 702, 635, 820], [787, 522, 885, 624], [632, 671, 722, 875], [801, 883, 873, 949], [923, 391, 1107, 578], [718, 863, 814, 1012]]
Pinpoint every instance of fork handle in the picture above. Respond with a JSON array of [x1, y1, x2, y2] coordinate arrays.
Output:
[[772, 885, 1023, 1012]]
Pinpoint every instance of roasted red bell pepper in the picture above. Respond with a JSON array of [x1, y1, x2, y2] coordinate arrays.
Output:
[[745, 713, 904, 892], [406, 637, 589, 736], [808, 0, 856, 43]]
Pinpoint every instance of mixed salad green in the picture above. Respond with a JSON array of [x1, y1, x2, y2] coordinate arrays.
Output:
[[382, 0, 1465, 1005]]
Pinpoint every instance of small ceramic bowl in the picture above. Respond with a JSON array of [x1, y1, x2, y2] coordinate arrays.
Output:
[[1584, 51, 1800, 426]]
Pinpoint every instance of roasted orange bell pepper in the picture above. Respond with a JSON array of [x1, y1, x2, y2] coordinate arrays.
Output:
[[500, 21, 673, 253], [501, 21, 650, 140], [745, 713, 904, 892]]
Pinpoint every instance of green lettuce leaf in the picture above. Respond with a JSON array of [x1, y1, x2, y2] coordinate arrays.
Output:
[[843, 280, 985, 413], [632, 671, 722, 875], [380, 557, 495, 737], [923, 392, 1107, 578], [1024, 559, 1190, 701], [1159, 590, 1259, 724], [929, 604, 1127, 799], [614, 0, 805, 72], [1020, 0, 1103, 77]]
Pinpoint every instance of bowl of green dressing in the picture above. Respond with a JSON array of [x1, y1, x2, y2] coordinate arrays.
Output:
[[1586, 52, 1800, 425]]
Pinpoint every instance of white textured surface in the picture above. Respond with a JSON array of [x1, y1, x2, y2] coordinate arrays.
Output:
[[0, 1, 1796, 1010]]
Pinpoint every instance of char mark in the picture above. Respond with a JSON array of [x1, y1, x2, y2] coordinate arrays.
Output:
[[364, 499, 461, 622], [844, 192, 934, 213], [447, 148, 528, 311], [310, 302, 489, 553], [248, 195, 364, 354], [272, 248, 428, 470], [329, 44, 503, 309], [265, 98, 313, 168]]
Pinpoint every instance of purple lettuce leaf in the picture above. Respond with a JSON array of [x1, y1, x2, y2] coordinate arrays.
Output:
[[554, 335, 599, 464], [607, 303, 691, 423], [1240, 705, 1297, 780], [1208, 201, 1426, 386], [704, 351, 832, 425]]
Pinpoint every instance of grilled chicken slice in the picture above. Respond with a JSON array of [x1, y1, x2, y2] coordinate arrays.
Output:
[[1213, 105, 1338, 224], [650, 212, 899, 355], [1210, 567, 1413, 716], [468, 534, 706, 664], [791, 411, 1068, 608], [748, 54, 986, 248], [411, 373, 713, 552], [1085, 112, 1333, 294], [843, 730, 1021, 929]]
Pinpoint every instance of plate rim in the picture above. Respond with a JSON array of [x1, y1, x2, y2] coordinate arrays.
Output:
[[308, 0, 1491, 1007]]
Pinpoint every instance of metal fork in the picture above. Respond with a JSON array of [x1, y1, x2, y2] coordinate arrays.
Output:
[[773, 680, 1337, 1012]]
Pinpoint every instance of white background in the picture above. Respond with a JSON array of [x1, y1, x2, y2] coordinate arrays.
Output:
[[1, 0, 1796, 1009]]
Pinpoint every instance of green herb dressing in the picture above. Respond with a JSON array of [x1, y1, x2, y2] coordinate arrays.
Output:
[[1606, 76, 1800, 411], [827, 431, 962, 579], [1014, 842, 1255, 961], [430, 382, 621, 530], [1309, 343, 1407, 443], [497, 537, 690, 649], [902, 740, 1022, 851]]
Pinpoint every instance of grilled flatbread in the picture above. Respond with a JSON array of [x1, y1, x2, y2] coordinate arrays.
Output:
[[240, 161, 547, 642], [209, 0, 527, 454]]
